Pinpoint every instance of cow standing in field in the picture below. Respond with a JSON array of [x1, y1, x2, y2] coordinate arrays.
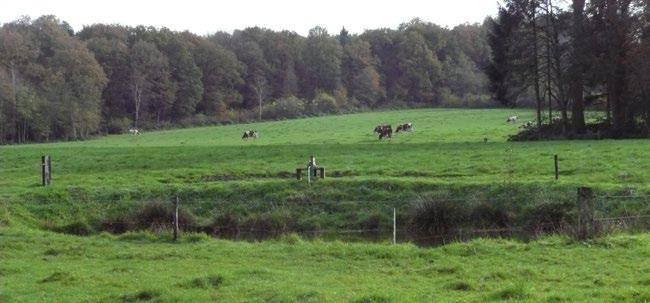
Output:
[[128, 128, 140, 135], [396, 123, 413, 133], [242, 130, 258, 139], [506, 116, 518, 123], [374, 124, 392, 140]]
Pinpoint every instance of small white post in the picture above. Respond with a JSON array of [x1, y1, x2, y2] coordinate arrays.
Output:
[[307, 155, 316, 184], [307, 166, 311, 184], [392, 208, 397, 245]]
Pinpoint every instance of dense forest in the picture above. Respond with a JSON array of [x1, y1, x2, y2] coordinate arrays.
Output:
[[488, 0, 649, 139], [1, 0, 648, 143], [0, 16, 490, 143]]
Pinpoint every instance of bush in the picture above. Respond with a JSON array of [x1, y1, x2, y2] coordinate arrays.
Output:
[[205, 212, 240, 236], [263, 96, 306, 120], [102, 201, 198, 233], [408, 199, 469, 234], [313, 93, 339, 115], [521, 201, 575, 234], [240, 209, 296, 234], [104, 117, 132, 134], [469, 201, 514, 229]]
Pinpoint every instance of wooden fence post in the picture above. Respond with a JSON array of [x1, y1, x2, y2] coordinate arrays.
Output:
[[41, 155, 52, 186], [554, 154, 559, 180], [392, 208, 397, 245], [173, 196, 179, 242], [577, 187, 594, 240]]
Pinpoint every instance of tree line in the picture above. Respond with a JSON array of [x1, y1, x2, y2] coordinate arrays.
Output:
[[487, 0, 649, 139], [0, 16, 490, 143]]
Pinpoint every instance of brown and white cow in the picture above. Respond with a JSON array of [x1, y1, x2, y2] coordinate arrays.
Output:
[[374, 124, 392, 140]]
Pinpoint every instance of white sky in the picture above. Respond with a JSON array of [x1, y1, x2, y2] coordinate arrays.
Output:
[[0, 0, 500, 36]]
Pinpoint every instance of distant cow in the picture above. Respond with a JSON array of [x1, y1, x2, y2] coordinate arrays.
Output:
[[242, 130, 258, 139], [506, 116, 518, 123], [396, 123, 413, 133], [374, 124, 392, 140], [128, 128, 140, 135]]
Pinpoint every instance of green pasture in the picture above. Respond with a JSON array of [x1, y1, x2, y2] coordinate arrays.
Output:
[[0, 108, 648, 197], [1, 228, 648, 302]]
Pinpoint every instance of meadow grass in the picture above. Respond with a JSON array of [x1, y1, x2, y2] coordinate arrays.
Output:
[[0, 228, 648, 302], [1, 108, 649, 196], [1, 109, 649, 302]]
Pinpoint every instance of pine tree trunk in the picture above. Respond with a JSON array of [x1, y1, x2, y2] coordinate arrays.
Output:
[[545, 0, 553, 125], [532, 7, 543, 135], [10, 63, 19, 143], [570, 0, 586, 134]]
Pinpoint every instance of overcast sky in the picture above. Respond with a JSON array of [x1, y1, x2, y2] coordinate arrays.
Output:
[[1, 0, 501, 36]]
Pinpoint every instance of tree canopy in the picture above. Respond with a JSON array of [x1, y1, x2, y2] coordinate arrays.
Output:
[[0, 15, 520, 143]]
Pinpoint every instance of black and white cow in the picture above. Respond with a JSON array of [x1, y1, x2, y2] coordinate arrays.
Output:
[[396, 123, 413, 133], [242, 130, 258, 139]]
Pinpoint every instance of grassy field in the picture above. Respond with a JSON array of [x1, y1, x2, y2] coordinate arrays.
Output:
[[1, 228, 649, 303], [1, 108, 650, 196], [1, 108, 649, 302], [1, 108, 649, 227]]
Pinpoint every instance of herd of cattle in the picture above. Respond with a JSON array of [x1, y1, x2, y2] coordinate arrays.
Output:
[[128, 116, 528, 140], [373, 123, 413, 140], [240, 122, 414, 141]]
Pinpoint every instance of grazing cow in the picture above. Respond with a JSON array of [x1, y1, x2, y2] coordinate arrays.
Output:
[[374, 124, 392, 140], [242, 130, 258, 139], [506, 116, 518, 123], [128, 128, 140, 135], [396, 123, 413, 133]]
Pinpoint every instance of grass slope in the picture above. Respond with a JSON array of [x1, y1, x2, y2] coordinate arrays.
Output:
[[1, 228, 648, 302]]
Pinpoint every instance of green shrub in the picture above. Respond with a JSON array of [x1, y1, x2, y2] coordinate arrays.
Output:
[[313, 93, 339, 115], [240, 209, 296, 234], [521, 201, 575, 234], [104, 117, 132, 134], [408, 199, 469, 234], [263, 96, 306, 120], [102, 201, 198, 233], [469, 201, 514, 228]]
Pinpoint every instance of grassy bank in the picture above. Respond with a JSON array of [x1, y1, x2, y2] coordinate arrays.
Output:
[[0, 228, 648, 302], [3, 180, 646, 239]]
